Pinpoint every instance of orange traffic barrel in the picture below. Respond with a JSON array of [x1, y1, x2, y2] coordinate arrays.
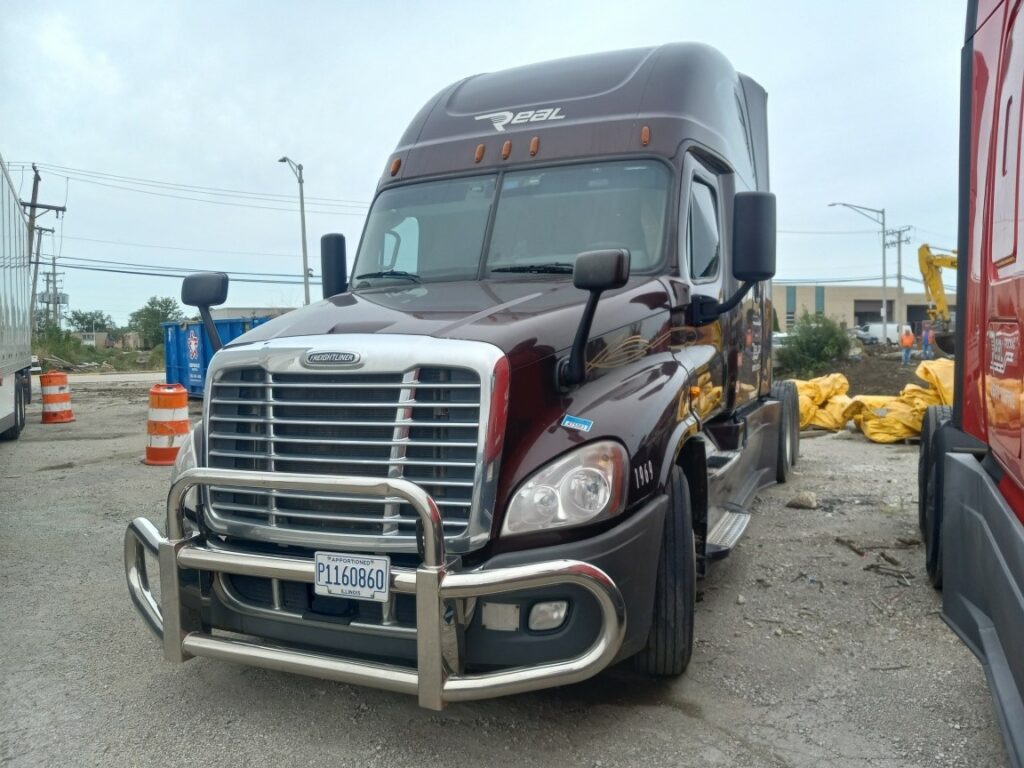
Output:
[[40, 372, 75, 424], [144, 384, 190, 466]]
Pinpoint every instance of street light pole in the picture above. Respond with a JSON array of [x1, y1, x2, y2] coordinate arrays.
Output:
[[829, 201, 888, 343], [278, 156, 311, 305]]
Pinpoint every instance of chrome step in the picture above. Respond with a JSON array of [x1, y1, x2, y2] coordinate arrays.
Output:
[[706, 510, 751, 555]]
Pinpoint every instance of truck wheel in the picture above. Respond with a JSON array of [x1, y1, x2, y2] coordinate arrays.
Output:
[[634, 466, 695, 676], [1, 375, 25, 441], [919, 405, 951, 588], [771, 380, 799, 481]]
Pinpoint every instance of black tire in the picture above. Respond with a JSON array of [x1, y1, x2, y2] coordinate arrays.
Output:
[[771, 380, 799, 482], [0, 375, 26, 441], [920, 405, 952, 588], [634, 466, 696, 676]]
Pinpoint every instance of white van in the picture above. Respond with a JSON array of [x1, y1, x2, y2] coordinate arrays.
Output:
[[860, 322, 911, 345]]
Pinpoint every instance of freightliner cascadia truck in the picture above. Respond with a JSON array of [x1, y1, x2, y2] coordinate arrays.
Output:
[[918, 2, 1024, 763], [124, 43, 800, 709], [0, 151, 32, 443]]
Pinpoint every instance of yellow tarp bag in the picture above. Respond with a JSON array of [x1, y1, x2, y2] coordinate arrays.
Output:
[[795, 373, 850, 406], [798, 394, 817, 428], [842, 395, 896, 429], [859, 398, 922, 443], [899, 383, 942, 412], [915, 359, 954, 405], [810, 394, 852, 431]]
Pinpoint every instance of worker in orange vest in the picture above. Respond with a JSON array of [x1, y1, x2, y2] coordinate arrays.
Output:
[[899, 327, 916, 366]]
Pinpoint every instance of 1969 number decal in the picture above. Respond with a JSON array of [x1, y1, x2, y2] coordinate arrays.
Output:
[[633, 459, 654, 489]]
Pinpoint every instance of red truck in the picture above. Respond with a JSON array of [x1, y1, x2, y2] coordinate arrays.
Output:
[[919, 1, 1024, 763]]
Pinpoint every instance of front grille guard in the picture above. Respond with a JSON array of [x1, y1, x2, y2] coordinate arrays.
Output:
[[124, 467, 626, 710]]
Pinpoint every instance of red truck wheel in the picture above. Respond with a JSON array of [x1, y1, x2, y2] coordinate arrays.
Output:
[[634, 466, 695, 676], [919, 405, 951, 589]]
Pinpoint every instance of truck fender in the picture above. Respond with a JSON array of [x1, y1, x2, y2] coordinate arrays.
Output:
[[658, 416, 708, 574]]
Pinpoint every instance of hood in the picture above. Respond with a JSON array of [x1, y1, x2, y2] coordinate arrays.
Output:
[[234, 277, 671, 368]]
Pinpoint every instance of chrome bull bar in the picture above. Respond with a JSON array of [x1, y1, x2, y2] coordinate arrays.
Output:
[[123, 467, 626, 710]]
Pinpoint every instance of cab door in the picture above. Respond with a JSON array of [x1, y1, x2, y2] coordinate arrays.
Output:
[[679, 156, 726, 421], [987, 0, 1024, 467]]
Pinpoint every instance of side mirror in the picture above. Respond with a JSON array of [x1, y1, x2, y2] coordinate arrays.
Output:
[[181, 272, 229, 352], [321, 233, 348, 298], [561, 249, 631, 387], [573, 248, 631, 292], [181, 272, 229, 308], [732, 191, 776, 282]]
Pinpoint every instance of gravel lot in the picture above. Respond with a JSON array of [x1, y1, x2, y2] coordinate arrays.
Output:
[[0, 380, 1009, 767]]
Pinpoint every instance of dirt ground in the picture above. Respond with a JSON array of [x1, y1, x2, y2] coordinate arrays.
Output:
[[832, 351, 934, 396], [0, 379, 1010, 768]]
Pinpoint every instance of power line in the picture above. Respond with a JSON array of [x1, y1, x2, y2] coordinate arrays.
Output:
[[58, 233, 300, 259], [41, 174, 367, 216], [46, 252, 313, 278], [7, 161, 370, 207], [778, 228, 879, 235], [57, 262, 320, 285]]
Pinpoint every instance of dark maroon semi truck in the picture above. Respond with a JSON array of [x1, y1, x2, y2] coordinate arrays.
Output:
[[124, 42, 799, 709]]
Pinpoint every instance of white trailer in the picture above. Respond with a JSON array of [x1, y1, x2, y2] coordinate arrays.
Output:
[[0, 152, 32, 440]]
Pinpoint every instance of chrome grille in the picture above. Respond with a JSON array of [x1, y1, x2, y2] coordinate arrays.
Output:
[[205, 364, 483, 549]]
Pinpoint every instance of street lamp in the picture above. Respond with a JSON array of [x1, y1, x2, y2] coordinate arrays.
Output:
[[829, 201, 889, 343], [278, 156, 310, 305]]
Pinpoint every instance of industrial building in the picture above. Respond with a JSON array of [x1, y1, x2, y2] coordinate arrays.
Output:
[[771, 282, 956, 331]]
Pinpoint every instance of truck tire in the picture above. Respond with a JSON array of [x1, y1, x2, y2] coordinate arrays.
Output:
[[634, 466, 695, 676], [771, 380, 799, 482], [919, 405, 951, 588], [0, 375, 25, 441]]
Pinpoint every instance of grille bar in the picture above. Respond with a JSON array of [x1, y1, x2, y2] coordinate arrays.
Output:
[[209, 417, 478, 428], [210, 398, 480, 409], [206, 450, 475, 469], [207, 486, 473, 508]]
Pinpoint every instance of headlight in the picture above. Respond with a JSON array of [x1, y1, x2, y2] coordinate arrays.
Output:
[[501, 440, 629, 536], [170, 423, 201, 512]]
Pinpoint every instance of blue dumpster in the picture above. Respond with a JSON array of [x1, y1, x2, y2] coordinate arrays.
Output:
[[163, 317, 270, 397]]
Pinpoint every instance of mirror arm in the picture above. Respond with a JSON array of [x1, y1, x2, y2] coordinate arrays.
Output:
[[198, 306, 222, 352], [560, 290, 602, 388], [691, 281, 755, 325]]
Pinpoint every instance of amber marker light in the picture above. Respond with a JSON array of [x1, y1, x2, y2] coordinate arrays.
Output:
[[474, 144, 486, 163], [529, 136, 540, 156], [641, 126, 651, 146], [501, 140, 512, 160], [389, 158, 401, 176]]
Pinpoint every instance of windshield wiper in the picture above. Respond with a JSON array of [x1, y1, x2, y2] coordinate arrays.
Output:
[[354, 269, 421, 283], [490, 262, 574, 274]]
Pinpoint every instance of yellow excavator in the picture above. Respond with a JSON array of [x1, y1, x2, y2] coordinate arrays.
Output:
[[918, 243, 957, 354]]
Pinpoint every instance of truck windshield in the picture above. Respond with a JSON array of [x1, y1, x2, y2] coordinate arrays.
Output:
[[352, 161, 669, 286]]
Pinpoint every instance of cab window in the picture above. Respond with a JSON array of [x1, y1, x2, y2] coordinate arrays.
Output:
[[687, 181, 720, 282]]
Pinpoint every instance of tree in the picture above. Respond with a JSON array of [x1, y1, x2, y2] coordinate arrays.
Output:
[[776, 311, 851, 378], [129, 296, 184, 349], [67, 309, 115, 333]]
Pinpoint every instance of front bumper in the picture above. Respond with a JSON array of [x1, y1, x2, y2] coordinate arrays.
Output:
[[124, 467, 627, 710]]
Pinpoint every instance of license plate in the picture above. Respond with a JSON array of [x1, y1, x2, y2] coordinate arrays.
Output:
[[314, 552, 390, 602]]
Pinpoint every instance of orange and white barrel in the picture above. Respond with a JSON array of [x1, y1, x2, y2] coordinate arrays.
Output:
[[40, 372, 75, 424], [144, 384, 190, 466]]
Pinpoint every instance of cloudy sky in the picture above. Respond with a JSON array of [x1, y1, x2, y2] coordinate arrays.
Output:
[[2, 1, 964, 325]]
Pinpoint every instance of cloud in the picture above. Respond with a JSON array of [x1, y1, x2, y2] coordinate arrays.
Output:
[[33, 13, 122, 96]]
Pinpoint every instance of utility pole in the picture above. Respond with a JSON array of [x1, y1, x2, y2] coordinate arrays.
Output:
[[51, 250, 58, 326], [20, 164, 67, 335], [886, 226, 912, 332], [29, 226, 53, 333]]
